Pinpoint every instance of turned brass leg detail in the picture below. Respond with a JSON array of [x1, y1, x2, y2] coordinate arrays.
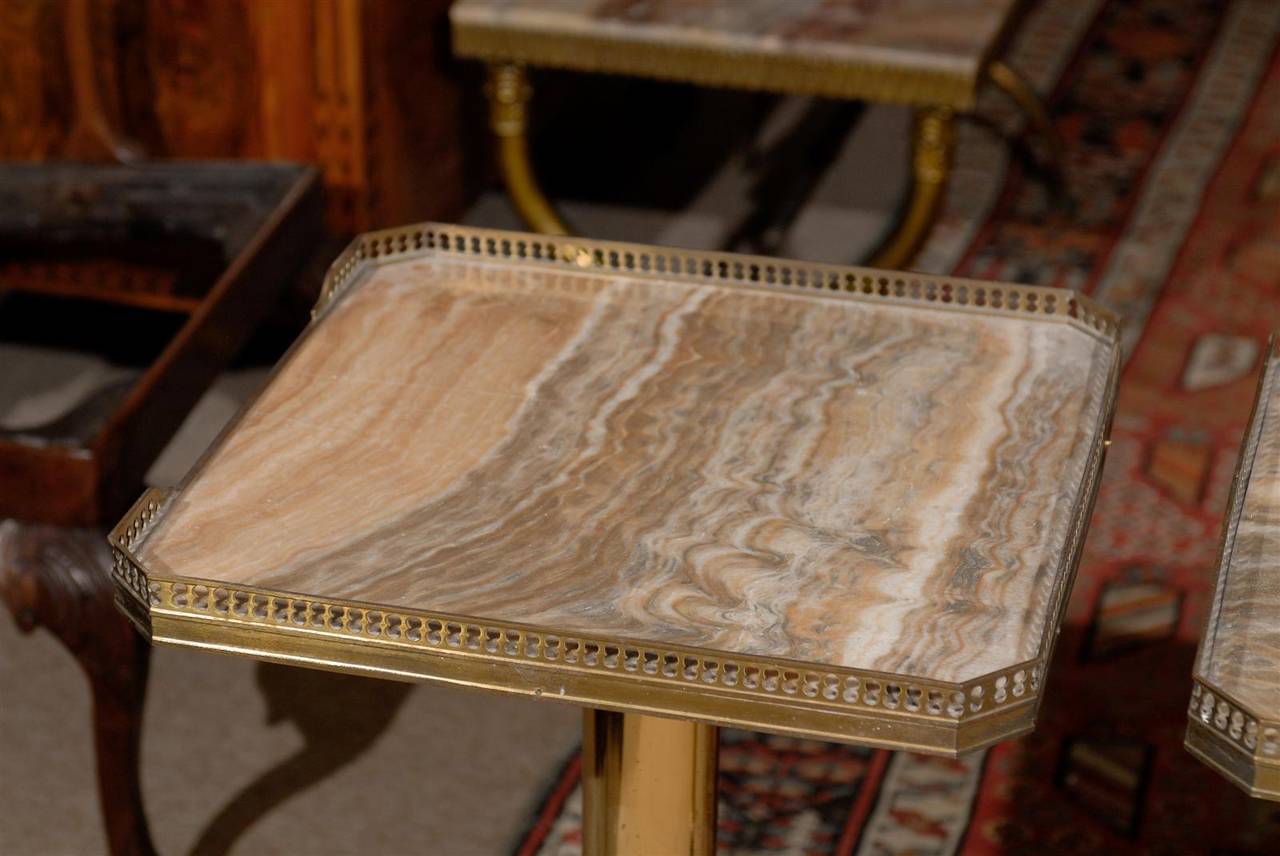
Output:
[[485, 64, 571, 236], [582, 710, 719, 856], [987, 60, 1066, 190], [869, 108, 955, 270]]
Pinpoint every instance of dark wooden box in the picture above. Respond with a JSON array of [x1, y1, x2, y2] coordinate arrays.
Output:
[[0, 163, 322, 525]]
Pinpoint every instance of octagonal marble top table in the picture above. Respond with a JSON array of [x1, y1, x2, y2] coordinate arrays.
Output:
[[1188, 337, 1280, 801], [111, 223, 1118, 854]]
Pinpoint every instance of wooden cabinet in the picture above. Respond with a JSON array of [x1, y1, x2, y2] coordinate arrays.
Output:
[[0, 0, 475, 233]]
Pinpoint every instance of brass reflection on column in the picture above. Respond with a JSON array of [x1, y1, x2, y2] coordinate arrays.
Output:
[[581, 709, 719, 856]]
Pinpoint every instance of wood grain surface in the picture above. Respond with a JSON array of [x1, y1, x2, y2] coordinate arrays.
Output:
[[137, 256, 1112, 683]]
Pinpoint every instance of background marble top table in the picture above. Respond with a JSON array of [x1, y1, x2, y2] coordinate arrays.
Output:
[[111, 223, 1118, 756], [1188, 338, 1280, 800], [451, 0, 1022, 109]]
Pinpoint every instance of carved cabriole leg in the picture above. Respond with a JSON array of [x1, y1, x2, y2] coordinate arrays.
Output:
[[869, 107, 956, 270], [486, 63, 571, 236], [987, 59, 1066, 192], [0, 522, 157, 856], [581, 709, 719, 856]]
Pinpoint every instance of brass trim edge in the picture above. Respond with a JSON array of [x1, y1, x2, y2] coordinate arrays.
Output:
[[450, 20, 982, 110], [1186, 679, 1280, 798], [1027, 335, 1121, 725], [109, 535, 1047, 756], [107, 481, 1084, 757], [146, 614, 1036, 755], [311, 223, 1120, 345], [1187, 338, 1280, 801]]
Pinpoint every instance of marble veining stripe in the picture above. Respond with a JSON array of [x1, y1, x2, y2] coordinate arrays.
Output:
[[138, 256, 1112, 684]]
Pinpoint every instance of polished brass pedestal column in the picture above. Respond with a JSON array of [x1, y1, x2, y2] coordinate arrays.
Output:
[[582, 710, 719, 856]]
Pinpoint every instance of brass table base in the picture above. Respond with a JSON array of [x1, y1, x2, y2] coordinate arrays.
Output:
[[482, 61, 1063, 270], [583, 710, 719, 856]]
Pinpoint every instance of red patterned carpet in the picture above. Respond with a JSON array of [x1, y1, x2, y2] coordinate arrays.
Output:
[[518, 0, 1280, 853]]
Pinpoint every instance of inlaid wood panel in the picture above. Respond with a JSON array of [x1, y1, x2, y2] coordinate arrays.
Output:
[[137, 247, 1113, 686], [0, 0, 469, 232]]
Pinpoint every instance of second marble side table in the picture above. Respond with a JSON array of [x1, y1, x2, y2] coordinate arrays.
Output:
[[450, 0, 1062, 268], [1187, 336, 1280, 801], [111, 224, 1118, 854]]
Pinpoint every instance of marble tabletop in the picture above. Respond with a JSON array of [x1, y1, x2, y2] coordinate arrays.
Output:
[[113, 225, 1117, 753], [451, 0, 1021, 108], [1189, 340, 1280, 799]]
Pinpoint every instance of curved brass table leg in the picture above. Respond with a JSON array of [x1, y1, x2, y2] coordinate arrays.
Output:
[[485, 64, 571, 236], [868, 108, 955, 270], [582, 710, 719, 856], [987, 60, 1066, 192]]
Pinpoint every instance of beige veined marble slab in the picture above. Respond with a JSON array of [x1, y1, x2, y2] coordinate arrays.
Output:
[[1189, 339, 1280, 799], [451, 0, 1021, 108], [133, 228, 1114, 690]]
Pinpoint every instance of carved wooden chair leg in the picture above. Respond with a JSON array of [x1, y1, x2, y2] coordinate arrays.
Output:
[[486, 63, 572, 236], [0, 522, 158, 856], [868, 108, 956, 270], [87, 622, 156, 856]]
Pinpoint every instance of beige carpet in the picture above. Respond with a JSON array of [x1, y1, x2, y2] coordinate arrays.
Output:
[[0, 97, 906, 855]]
